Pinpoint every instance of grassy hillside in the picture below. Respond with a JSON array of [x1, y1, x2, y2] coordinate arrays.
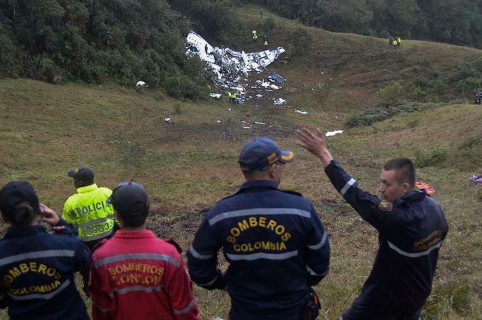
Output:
[[0, 6, 481, 320]]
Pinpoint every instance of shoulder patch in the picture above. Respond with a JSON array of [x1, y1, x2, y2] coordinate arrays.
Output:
[[378, 200, 393, 212]]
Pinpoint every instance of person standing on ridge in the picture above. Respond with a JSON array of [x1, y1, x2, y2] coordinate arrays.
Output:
[[187, 137, 330, 320], [296, 128, 449, 320], [63, 166, 117, 249]]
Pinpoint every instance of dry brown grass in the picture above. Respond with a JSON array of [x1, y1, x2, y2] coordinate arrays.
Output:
[[0, 6, 481, 319]]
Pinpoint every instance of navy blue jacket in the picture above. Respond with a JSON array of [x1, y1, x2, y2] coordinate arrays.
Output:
[[187, 180, 330, 320], [0, 219, 91, 320], [325, 160, 448, 319]]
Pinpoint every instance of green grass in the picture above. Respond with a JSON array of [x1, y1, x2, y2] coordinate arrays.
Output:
[[1, 5, 482, 320]]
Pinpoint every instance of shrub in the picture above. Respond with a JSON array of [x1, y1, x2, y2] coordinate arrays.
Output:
[[173, 103, 182, 115], [414, 147, 448, 168], [344, 101, 440, 127], [377, 81, 405, 104], [164, 74, 205, 100], [447, 136, 482, 170]]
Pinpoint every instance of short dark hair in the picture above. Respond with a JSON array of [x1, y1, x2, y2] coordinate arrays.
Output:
[[383, 157, 415, 187]]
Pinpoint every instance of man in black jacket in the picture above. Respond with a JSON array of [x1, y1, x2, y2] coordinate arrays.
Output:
[[187, 137, 330, 320], [297, 128, 449, 320]]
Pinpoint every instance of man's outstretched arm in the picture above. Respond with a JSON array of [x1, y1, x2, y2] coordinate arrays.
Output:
[[296, 128, 333, 167]]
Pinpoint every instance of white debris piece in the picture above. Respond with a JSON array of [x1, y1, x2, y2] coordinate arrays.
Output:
[[295, 109, 308, 115], [269, 84, 279, 90], [261, 81, 271, 88], [273, 98, 286, 105], [164, 117, 172, 124], [212, 317, 224, 320], [256, 94, 263, 98], [326, 130, 344, 136], [209, 93, 222, 99], [136, 80, 146, 88]]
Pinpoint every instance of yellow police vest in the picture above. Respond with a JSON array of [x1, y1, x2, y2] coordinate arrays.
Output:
[[63, 184, 115, 242]]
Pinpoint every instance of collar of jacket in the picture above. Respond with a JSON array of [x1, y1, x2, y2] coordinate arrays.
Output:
[[113, 229, 155, 239], [394, 189, 426, 207], [4, 225, 46, 239], [76, 183, 98, 193], [239, 180, 278, 191]]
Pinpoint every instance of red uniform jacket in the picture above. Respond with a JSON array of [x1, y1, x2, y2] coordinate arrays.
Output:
[[89, 230, 200, 320]]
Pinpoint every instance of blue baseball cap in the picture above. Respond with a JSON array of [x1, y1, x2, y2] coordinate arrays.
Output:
[[238, 137, 294, 172]]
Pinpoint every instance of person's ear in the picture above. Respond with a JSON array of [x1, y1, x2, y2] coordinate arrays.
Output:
[[267, 165, 276, 178], [402, 182, 411, 192], [115, 210, 124, 228]]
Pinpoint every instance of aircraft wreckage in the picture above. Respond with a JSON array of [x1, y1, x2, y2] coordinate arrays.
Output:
[[185, 31, 285, 102]]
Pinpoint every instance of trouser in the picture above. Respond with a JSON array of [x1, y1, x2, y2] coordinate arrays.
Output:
[[339, 309, 422, 320]]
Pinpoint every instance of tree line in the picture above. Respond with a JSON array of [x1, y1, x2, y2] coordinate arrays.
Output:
[[0, 0, 242, 99], [249, 0, 482, 49], [0, 0, 480, 99]]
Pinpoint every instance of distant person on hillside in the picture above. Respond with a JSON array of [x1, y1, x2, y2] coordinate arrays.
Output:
[[475, 90, 481, 105], [89, 182, 200, 320], [297, 128, 449, 320], [63, 166, 117, 249], [392, 37, 398, 47], [0, 181, 91, 320], [388, 35, 394, 46], [187, 137, 330, 320]]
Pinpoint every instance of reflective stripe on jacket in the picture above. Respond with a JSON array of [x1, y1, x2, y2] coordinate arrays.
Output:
[[90, 230, 201, 320], [325, 160, 448, 318], [0, 223, 91, 319], [187, 180, 330, 320]]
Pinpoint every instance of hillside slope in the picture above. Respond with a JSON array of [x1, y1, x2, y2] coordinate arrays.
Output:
[[0, 7, 482, 320], [236, 5, 481, 115]]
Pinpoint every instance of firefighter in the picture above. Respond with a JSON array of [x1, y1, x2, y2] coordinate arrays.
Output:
[[0, 181, 91, 320], [297, 128, 449, 320], [188, 137, 330, 320], [89, 182, 200, 320]]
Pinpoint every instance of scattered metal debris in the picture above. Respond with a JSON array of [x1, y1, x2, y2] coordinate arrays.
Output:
[[273, 98, 286, 105], [136, 80, 146, 88], [295, 109, 308, 115], [164, 117, 173, 124], [326, 130, 343, 136], [186, 31, 285, 104], [209, 93, 222, 99], [268, 73, 286, 85]]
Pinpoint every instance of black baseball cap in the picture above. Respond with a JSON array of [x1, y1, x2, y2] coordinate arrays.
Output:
[[0, 181, 40, 217], [107, 182, 149, 216], [238, 137, 294, 172], [68, 166, 94, 183]]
